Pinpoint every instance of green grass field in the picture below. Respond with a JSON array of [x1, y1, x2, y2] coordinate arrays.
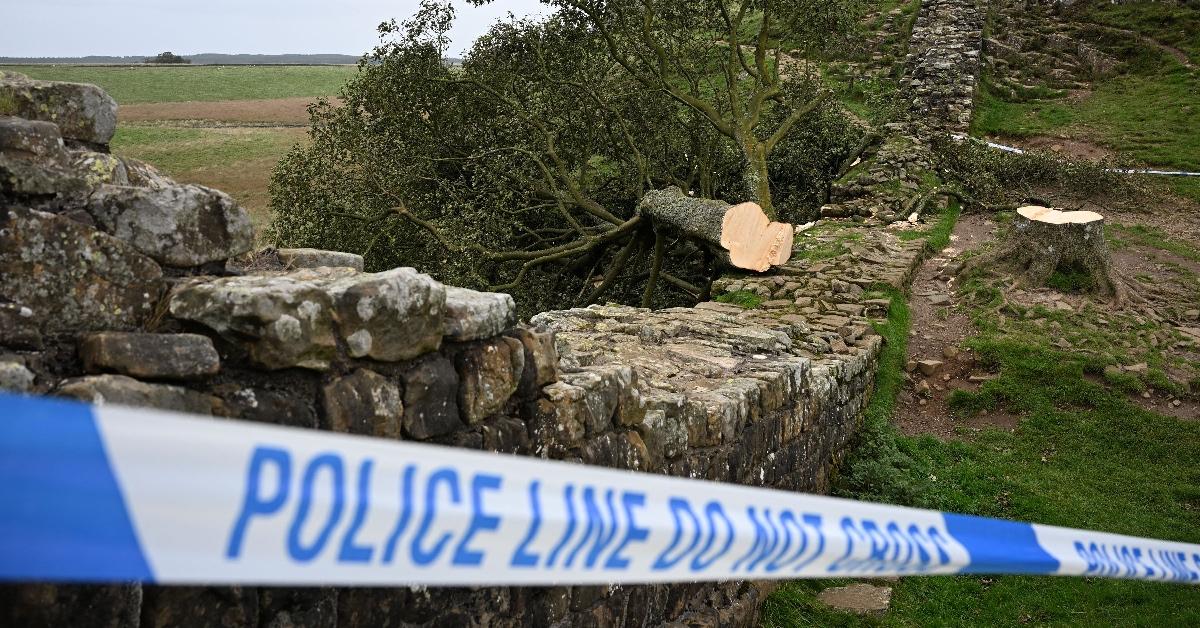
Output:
[[763, 205, 1200, 627], [4, 65, 358, 104], [971, 2, 1200, 173]]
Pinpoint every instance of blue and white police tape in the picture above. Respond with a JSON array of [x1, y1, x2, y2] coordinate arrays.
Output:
[[1, 392, 1198, 586]]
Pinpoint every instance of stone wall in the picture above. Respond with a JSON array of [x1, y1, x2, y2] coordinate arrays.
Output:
[[1, 16, 960, 621], [904, 0, 985, 132]]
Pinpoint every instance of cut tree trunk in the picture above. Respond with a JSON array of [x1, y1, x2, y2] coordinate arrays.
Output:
[[637, 187, 792, 272], [959, 205, 1128, 300]]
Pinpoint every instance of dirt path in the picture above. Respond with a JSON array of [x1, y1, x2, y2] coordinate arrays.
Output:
[[893, 214, 1020, 438], [894, 204, 1200, 439]]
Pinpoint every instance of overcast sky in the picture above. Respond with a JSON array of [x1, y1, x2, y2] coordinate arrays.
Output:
[[4, 0, 546, 57]]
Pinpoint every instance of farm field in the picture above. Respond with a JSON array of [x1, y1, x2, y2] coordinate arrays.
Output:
[[8, 65, 359, 228]]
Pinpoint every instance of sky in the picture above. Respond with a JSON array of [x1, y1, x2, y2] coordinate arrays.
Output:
[[3, 0, 546, 58]]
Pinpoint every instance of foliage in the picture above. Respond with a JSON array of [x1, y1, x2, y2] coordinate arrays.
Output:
[[145, 51, 190, 64], [931, 135, 1139, 208], [269, 0, 864, 313], [6, 65, 357, 104]]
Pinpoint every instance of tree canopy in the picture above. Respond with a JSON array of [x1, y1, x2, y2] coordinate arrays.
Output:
[[269, 0, 864, 313], [145, 51, 190, 64]]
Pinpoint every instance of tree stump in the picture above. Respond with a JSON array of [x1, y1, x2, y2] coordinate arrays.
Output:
[[960, 205, 1128, 300], [637, 187, 792, 272]]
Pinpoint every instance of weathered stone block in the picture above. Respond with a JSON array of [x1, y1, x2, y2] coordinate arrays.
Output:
[[258, 588, 338, 628], [170, 267, 446, 370], [211, 383, 318, 429], [0, 584, 142, 628], [80, 332, 220, 381], [170, 270, 337, 370], [140, 586, 258, 628], [0, 303, 41, 350], [277, 248, 364, 271], [401, 354, 462, 439], [0, 116, 67, 161], [455, 336, 524, 423], [121, 156, 174, 189], [531, 381, 588, 455], [508, 326, 558, 397], [0, 73, 118, 145], [0, 207, 163, 332], [637, 392, 690, 461], [322, 369, 402, 438], [57, 375, 214, 414], [0, 361, 35, 392], [326, 267, 446, 363], [443, 286, 517, 341], [481, 416, 530, 454], [86, 184, 253, 267]]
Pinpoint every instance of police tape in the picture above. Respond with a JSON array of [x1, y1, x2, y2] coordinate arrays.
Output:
[[949, 134, 1200, 177], [1, 392, 1198, 586]]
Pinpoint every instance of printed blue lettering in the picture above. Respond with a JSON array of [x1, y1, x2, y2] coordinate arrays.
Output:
[[565, 488, 617, 568], [381, 465, 416, 564], [511, 481, 542, 568], [886, 522, 914, 569], [337, 459, 374, 563], [546, 484, 577, 567], [765, 511, 796, 573], [226, 446, 292, 559], [287, 454, 346, 562], [411, 468, 460, 566], [863, 520, 889, 571], [653, 498, 701, 571], [605, 492, 648, 570], [828, 517, 866, 573], [790, 514, 825, 573], [452, 473, 502, 566], [691, 501, 736, 571], [927, 526, 953, 566]]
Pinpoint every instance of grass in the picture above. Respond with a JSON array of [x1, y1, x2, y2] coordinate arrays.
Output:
[[971, 2, 1200, 173], [972, 66, 1200, 171], [715, 290, 764, 309], [1073, 1, 1200, 64], [765, 327, 1200, 628], [4, 65, 357, 104], [762, 200, 1200, 627], [4, 65, 351, 230], [1108, 224, 1200, 263], [112, 125, 308, 227]]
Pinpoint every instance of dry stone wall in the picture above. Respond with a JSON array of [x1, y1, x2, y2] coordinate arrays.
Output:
[[904, 0, 985, 132], [0, 6, 979, 618]]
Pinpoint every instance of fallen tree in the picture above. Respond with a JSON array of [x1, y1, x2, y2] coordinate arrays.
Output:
[[269, 0, 859, 313], [638, 187, 792, 272]]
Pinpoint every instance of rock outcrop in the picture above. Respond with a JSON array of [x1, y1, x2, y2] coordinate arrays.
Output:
[[0, 71, 118, 146]]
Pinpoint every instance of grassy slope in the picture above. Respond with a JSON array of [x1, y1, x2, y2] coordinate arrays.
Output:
[[5, 65, 357, 104], [762, 204, 1200, 627], [971, 2, 1200, 173]]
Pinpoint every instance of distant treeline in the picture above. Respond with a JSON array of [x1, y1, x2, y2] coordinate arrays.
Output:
[[0, 54, 363, 65]]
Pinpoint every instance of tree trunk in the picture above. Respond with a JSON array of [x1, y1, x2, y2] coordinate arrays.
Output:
[[960, 205, 1125, 298], [742, 143, 775, 219], [637, 187, 792, 272]]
